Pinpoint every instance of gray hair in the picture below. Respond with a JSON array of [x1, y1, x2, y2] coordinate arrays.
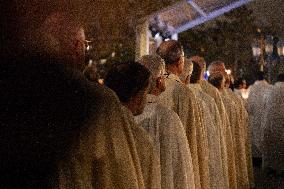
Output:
[[208, 60, 226, 75], [139, 54, 165, 91]]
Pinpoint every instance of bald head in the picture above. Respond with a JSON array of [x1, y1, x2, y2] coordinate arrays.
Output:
[[208, 60, 226, 75], [156, 40, 184, 66]]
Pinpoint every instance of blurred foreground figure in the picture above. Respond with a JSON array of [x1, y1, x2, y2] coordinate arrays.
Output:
[[156, 40, 210, 189], [247, 72, 272, 158], [1, 12, 149, 189], [262, 73, 284, 174], [32, 12, 86, 71], [138, 55, 195, 189], [83, 62, 99, 82], [1, 56, 147, 189], [40, 13, 156, 189], [182, 59, 226, 189], [105, 62, 161, 189]]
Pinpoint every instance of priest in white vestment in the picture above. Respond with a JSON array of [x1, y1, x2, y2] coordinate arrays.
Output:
[[190, 56, 234, 189], [105, 62, 163, 189], [208, 61, 254, 189], [181, 59, 226, 189], [224, 75, 254, 189], [260, 85, 274, 153], [157, 40, 211, 189], [247, 72, 272, 158], [208, 73, 247, 189], [136, 55, 195, 189], [209, 61, 255, 188], [60, 85, 160, 189], [262, 74, 284, 173]]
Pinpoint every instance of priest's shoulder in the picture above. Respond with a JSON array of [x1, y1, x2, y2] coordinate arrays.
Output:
[[173, 81, 194, 96], [201, 91, 215, 104], [87, 82, 122, 111], [155, 103, 181, 124]]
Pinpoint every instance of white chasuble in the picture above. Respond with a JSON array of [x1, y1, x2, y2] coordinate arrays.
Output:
[[262, 82, 284, 172], [199, 80, 231, 189], [58, 84, 148, 189], [189, 84, 226, 189], [225, 89, 251, 189], [158, 73, 203, 189], [135, 94, 195, 189], [247, 80, 272, 158]]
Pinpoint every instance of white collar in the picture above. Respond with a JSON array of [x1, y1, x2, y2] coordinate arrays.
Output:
[[165, 73, 181, 83], [188, 83, 202, 91]]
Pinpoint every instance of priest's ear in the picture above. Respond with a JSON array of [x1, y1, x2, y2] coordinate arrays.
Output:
[[156, 76, 166, 93]]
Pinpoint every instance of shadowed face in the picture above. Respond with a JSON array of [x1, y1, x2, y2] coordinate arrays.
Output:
[[41, 12, 86, 71], [185, 62, 193, 84], [177, 51, 185, 75], [157, 65, 166, 93]]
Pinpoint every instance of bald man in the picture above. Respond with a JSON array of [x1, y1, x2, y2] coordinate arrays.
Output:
[[137, 55, 195, 189], [156, 40, 210, 189]]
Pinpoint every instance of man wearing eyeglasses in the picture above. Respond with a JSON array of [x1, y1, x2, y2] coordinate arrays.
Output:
[[137, 55, 195, 189]]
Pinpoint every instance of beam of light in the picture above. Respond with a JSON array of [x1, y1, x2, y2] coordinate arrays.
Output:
[[187, 0, 207, 17], [175, 0, 254, 34]]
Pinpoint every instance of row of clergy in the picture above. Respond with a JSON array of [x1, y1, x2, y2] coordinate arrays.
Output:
[[2, 12, 255, 188], [92, 40, 255, 189]]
